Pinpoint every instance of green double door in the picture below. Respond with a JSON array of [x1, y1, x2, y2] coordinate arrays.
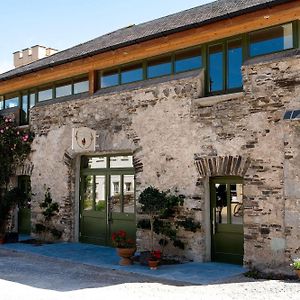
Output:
[[80, 157, 136, 246], [210, 177, 244, 264]]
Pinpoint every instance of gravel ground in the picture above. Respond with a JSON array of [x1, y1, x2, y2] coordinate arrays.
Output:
[[0, 248, 299, 300]]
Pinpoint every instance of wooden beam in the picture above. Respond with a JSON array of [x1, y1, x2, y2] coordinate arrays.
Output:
[[88, 70, 97, 96], [0, 0, 299, 95]]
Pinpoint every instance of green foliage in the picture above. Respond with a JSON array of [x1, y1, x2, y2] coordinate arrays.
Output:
[[139, 187, 192, 253], [35, 186, 62, 240], [291, 258, 300, 270], [176, 217, 201, 232], [40, 187, 59, 221], [0, 116, 34, 188]]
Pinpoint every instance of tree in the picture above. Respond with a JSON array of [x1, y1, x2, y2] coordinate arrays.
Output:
[[0, 116, 34, 236]]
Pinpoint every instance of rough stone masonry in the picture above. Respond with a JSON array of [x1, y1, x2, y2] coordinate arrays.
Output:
[[27, 50, 300, 274]]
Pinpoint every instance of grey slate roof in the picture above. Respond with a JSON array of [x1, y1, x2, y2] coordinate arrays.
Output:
[[0, 0, 293, 82]]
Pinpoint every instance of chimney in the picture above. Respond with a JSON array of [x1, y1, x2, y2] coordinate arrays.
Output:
[[13, 45, 58, 68]]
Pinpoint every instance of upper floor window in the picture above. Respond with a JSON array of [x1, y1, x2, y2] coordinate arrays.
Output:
[[101, 70, 119, 88], [147, 57, 172, 79], [74, 79, 89, 94], [4, 94, 19, 109], [249, 23, 293, 57], [38, 87, 53, 102], [121, 64, 143, 84], [55, 82, 72, 98], [175, 49, 202, 73]]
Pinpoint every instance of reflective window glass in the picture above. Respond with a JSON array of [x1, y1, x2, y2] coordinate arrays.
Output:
[[81, 157, 107, 169], [110, 156, 133, 168], [110, 175, 121, 212], [124, 175, 135, 213], [230, 184, 243, 225], [147, 57, 172, 79], [74, 80, 89, 94], [215, 184, 227, 224], [56, 83, 72, 98], [101, 70, 119, 88], [0, 99, 3, 110], [21, 94, 28, 124], [38, 88, 53, 102], [175, 49, 202, 73], [29, 92, 36, 108], [95, 175, 106, 212], [208, 44, 224, 93], [227, 39, 243, 90], [5, 96, 19, 109], [121, 64, 143, 84], [249, 23, 293, 57], [83, 175, 94, 211]]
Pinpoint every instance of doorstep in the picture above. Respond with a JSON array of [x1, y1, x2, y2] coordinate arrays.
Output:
[[0, 241, 246, 285]]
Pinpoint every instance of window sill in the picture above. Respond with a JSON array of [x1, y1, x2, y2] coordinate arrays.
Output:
[[192, 92, 244, 108]]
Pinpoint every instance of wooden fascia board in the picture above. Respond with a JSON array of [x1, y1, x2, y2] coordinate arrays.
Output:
[[0, 0, 299, 95]]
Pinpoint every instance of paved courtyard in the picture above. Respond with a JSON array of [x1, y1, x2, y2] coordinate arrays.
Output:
[[0, 245, 299, 300]]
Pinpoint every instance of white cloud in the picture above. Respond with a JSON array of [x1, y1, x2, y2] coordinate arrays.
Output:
[[0, 60, 14, 74]]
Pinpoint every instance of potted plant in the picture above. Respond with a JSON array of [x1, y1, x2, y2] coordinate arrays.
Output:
[[290, 258, 300, 279], [148, 250, 161, 270], [112, 230, 136, 265]]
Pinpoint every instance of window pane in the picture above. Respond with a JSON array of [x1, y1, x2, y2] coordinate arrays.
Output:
[[5, 96, 19, 108], [74, 80, 89, 94], [121, 65, 143, 84], [249, 23, 293, 57], [215, 184, 227, 224], [95, 175, 106, 212], [101, 70, 119, 88], [230, 184, 243, 225], [38, 88, 53, 102], [29, 92, 36, 108], [56, 83, 72, 98], [175, 49, 202, 73], [0, 98, 4, 110], [227, 39, 243, 90], [81, 157, 107, 169], [110, 156, 133, 168], [208, 44, 224, 93], [110, 175, 121, 212], [147, 57, 172, 79], [83, 175, 94, 211], [21, 94, 28, 124], [124, 175, 135, 213]]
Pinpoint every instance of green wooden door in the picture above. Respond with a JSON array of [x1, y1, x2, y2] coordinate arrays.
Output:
[[18, 176, 31, 235], [80, 156, 136, 246], [210, 177, 244, 264]]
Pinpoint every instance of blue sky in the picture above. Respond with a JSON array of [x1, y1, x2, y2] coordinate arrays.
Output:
[[0, 0, 213, 73]]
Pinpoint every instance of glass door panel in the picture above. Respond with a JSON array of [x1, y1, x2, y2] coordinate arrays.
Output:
[[208, 44, 224, 93], [123, 175, 135, 213], [82, 175, 94, 211], [231, 184, 243, 225], [110, 175, 121, 212], [215, 183, 228, 224], [95, 175, 106, 212]]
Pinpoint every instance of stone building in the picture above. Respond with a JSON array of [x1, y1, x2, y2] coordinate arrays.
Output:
[[0, 0, 299, 273]]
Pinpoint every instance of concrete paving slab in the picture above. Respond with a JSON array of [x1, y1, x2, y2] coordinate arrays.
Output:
[[1, 240, 246, 285]]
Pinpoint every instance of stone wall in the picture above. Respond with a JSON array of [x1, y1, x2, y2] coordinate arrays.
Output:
[[28, 52, 300, 272]]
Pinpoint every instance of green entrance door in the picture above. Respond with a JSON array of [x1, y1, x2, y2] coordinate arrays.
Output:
[[210, 177, 244, 264], [80, 155, 136, 245], [18, 176, 31, 235]]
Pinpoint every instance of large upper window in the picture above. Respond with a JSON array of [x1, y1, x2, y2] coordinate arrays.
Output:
[[55, 82, 72, 98], [74, 79, 89, 94], [38, 87, 53, 102], [147, 57, 172, 79], [101, 70, 119, 88], [249, 23, 293, 57], [227, 39, 243, 90], [175, 49, 202, 73], [208, 44, 224, 93], [121, 64, 143, 84], [4, 95, 19, 109]]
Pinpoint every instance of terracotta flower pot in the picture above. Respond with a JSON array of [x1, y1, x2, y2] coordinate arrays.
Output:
[[148, 259, 159, 270], [116, 248, 136, 266], [295, 269, 300, 279]]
